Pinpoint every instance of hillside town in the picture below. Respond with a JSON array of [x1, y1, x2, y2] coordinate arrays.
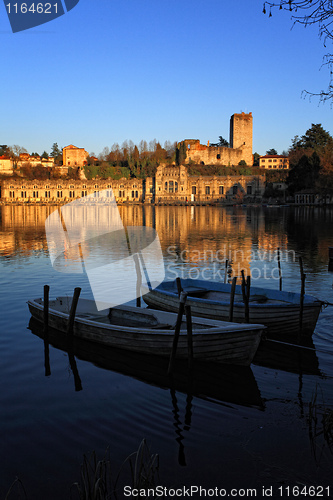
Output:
[[0, 113, 332, 205]]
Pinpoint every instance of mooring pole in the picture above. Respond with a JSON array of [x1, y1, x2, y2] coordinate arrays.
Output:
[[185, 304, 193, 371], [299, 256, 304, 279], [229, 276, 237, 322], [67, 287, 81, 336], [241, 270, 246, 303], [43, 285, 50, 334], [277, 247, 282, 291], [299, 272, 306, 335], [168, 291, 187, 375], [133, 253, 142, 308], [176, 277, 182, 298], [245, 275, 251, 323], [241, 270, 250, 322]]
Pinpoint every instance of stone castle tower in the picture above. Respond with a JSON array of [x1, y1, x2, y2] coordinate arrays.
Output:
[[229, 112, 253, 165], [183, 112, 253, 167]]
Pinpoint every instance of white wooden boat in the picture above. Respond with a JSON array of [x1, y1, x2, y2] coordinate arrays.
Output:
[[142, 278, 323, 336], [27, 296, 265, 366]]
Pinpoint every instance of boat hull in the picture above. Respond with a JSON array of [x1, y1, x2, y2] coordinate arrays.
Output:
[[27, 297, 264, 366], [142, 279, 322, 336]]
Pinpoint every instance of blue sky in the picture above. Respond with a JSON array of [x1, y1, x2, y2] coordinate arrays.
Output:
[[0, 0, 332, 156]]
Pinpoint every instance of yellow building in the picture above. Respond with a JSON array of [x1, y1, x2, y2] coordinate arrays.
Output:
[[63, 144, 89, 167], [0, 156, 13, 175], [17, 154, 55, 168], [259, 155, 289, 170]]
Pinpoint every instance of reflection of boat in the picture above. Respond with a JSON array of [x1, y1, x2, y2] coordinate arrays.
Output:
[[253, 336, 321, 376], [142, 278, 323, 336], [27, 296, 264, 366], [28, 318, 264, 410]]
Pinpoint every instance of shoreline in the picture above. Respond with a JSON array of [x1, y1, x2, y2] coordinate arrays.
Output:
[[0, 200, 332, 207]]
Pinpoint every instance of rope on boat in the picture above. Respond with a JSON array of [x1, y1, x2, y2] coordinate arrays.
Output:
[[322, 301, 333, 308], [265, 338, 333, 356]]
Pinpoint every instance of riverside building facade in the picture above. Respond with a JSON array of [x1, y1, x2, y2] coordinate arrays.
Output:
[[0, 164, 265, 204]]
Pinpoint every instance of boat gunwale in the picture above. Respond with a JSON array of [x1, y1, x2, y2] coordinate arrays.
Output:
[[144, 280, 323, 308], [27, 298, 265, 336]]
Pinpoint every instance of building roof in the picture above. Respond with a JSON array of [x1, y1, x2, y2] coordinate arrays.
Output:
[[63, 144, 86, 150], [260, 155, 288, 159]]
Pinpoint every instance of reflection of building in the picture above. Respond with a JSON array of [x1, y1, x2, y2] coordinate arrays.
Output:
[[0, 204, 257, 278], [259, 155, 289, 170], [63, 145, 89, 167], [0, 165, 265, 205], [184, 112, 253, 166]]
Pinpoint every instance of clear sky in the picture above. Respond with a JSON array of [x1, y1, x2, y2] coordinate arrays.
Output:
[[0, 0, 332, 156]]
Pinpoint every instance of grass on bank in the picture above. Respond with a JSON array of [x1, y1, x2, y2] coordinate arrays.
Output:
[[4, 440, 160, 500]]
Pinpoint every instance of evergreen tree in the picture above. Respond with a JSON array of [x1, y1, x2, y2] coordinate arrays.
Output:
[[50, 143, 62, 163], [175, 141, 187, 165], [287, 152, 321, 193], [266, 148, 278, 155]]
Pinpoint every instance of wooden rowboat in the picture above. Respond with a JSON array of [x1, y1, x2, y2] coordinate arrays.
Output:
[[27, 296, 265, 366], [141, 278, 323, 336]]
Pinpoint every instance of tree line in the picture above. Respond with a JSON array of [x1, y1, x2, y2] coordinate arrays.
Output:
[[84, 140, 177, 180], [2, 125, 333, 199]]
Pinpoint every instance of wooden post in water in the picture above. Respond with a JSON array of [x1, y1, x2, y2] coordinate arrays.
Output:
[[299, 257, 306, 334], [299, 269, 306, 335], [66, 287, 81, 336], [43, 285, 51, 376], [299, 256, 304, 279], [176, 277, 182, 298], [245, 275, 251, 323], [185, 305, 193, 371], [277, 247, 282, 291], [168, 291, 187, 375], [241, 270, 250, 322], [241, 270, 246, 303], [133, 253, 142, 308], [43, 285, 50, 334], [229, 277, 237, 322], [224, 259, 229, 284]]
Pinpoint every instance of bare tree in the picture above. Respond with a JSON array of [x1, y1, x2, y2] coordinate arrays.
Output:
[[263, 1, 333, 101], [9, 144, 28, 168]]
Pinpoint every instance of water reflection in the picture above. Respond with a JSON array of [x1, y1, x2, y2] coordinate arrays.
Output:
[[29, 318, 266, 467], [29, 317, 264, 410], [28, 316, 333, 476], [254, 336, 321, 376], [2, 204, 333, 498], [2, 205, 333, 276]]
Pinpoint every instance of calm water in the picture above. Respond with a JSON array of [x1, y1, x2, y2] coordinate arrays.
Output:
[[1, 204, 333, 499]]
